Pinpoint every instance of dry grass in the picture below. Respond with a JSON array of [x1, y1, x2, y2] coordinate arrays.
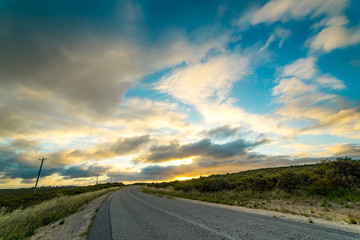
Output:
[[0, 187, 120, 240], [260, 198, 360, 223]]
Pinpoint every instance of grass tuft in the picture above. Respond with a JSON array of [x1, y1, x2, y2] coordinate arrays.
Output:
[[349, 218, 357, 224]]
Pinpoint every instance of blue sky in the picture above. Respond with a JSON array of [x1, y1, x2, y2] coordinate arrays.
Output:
[[0, 0, 360, 188]]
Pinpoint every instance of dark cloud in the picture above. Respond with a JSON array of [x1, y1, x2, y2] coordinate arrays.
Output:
[[16, 135, 152, 168], [4, 167, 59, 180], [2, 138, 354, 183], [0, 135, 153, 180], [59, 163, 109, 179], [134, 137, 270, 163], [0, 106, 28, 137], [108, 165, 181, 181], [0, 0, 214, 120], [0, 97, 91, 137], [0, 148, 59, 179], [0, 146, 40, 170], [42, 135, 152, 166], [200, 124, 243, 140], [0, 0, 223, 142], [45, 150, 81, 167], [111, 135, 151, 154], [330, 144, 360, 157], [0, 145, 112, 180], [10, 138, 40, 150], [0, 1, 145, 124], [20, 179, 35, 184], [140, 165, 177, 177], [89, 135, 151, 159]]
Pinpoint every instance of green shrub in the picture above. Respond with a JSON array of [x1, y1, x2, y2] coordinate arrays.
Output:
[[349, 218, 357, 224]]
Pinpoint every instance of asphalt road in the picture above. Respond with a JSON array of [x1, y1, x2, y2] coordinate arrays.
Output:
[[87, 187, 360, 240]]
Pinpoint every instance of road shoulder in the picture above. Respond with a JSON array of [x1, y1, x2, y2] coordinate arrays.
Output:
[[143, 189, 360, 235], [30, 192, 111, 240]]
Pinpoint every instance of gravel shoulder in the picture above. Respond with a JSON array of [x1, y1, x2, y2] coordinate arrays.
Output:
[[30, 192, 112, 240]]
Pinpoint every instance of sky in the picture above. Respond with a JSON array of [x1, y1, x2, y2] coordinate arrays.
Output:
[[1, 0, 360, 188]]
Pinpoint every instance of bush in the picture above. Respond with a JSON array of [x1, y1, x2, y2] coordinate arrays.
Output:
[[277, 172, 301, 192]]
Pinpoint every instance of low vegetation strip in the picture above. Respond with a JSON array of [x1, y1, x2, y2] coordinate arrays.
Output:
[[144, 158, 360, 224], [0, 186, 122, 240], [0, 182, 124, 212]]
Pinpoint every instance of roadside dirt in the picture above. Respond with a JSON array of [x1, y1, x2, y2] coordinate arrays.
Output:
[[30, 192, 111, 240], [255, 198, 360, 223]]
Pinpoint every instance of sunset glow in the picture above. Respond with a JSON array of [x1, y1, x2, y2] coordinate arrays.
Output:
[[175, 177, 200, 181]]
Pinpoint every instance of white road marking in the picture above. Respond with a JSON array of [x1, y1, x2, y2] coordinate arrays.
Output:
[[128, 189, 240, 240]]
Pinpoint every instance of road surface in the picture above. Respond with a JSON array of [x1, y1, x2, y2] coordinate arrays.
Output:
[[87, 187, 360, 240]]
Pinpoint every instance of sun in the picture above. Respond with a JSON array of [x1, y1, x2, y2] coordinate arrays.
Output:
[[175, 176, 199, 181]]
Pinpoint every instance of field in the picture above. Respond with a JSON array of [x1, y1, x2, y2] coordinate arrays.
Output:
[[0, 183, 124, 240], [143, 158, 360, 224]]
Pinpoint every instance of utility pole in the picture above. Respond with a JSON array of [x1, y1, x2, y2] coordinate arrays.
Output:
[[34, 157, 46, 194], [96, 174, 98, 185]]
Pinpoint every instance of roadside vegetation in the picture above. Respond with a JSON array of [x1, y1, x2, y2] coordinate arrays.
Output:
[[0, 183, 124, 240], [143, 157, 360, 224], [0, 182, 124, 212]]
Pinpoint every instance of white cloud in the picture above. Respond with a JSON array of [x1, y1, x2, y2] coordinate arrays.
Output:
[[250, 0, 347, 25], [113, 98, 190, 136], [316, 77, 345, 90], [280, 57, 345, 91], [324, 143, 360, 157], [197, 102, 296, 136], [272, 57, 359, 138], [157, 53, 249, 105], [282, 57, 317, 79], [157, 52, 299, 137], [259, 26, 291, 52], [311, 16, 360, 52], [273, 77, 316, 98], [242, 0, 357, 53]]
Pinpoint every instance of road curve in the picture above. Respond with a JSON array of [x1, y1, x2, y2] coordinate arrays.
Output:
[[87, 187, 360, 240]]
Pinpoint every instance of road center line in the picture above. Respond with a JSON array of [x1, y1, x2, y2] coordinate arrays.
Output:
[[128, 189, 240, 240]]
